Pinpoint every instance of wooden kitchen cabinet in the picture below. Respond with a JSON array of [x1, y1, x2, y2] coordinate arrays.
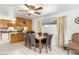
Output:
[[11, 33, 25, 43], [10, 17, 32, 43], [1, 20, 9, 26], [16, 17, 32, 31]]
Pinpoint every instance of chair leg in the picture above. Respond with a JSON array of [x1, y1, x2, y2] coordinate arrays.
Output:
[[29, 44, 32, 49], [34, 46, 36, 51], [25, 42, 26, 46], [49, 45, 51, 51], [25, 40, 27, 46], [48, 45, 51, 51], [46, 46, 48, 53], [41, 44, 44, 49], [50, 46, 51, 51], [67, 48, 70, 55]]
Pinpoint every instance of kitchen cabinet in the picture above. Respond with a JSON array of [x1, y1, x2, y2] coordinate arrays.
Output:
[[11, 33, 25, 43], [16, 17, 32, 31]]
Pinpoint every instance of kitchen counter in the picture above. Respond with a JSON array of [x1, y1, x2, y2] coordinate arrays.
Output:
[[0, 30, 25, 44], [0, 31, 15, 33]]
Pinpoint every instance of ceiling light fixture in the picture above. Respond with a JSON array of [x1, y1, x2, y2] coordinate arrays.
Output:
[[29, 10, 34, 14], [19, 4, 43, 15]]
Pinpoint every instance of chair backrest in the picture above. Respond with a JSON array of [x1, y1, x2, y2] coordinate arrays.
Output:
[[26, 31, 35, 35], [72, 33, 79, 44], [26, 33, 31, 44], [28, 34, 36, 45], [46, 34, 53, 45], [38, 32, 42, 36], [43, 33, 48, 36]]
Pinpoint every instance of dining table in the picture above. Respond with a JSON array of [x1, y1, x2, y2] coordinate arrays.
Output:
[[35, 35, 47, 53]]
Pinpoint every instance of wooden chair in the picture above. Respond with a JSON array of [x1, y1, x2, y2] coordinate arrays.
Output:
[[43, 34, 53, 53], [42, 33, 49, 44], [28, 34, 39, 51], [38, 32, 42, 36], [25, 31, 35, 47], [25, 33, 31, 48], [43, 33, 48, 36], [67, 33, 79, 54]]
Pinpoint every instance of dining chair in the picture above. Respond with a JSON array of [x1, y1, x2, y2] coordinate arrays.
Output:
[[28, 34, 38, 51], [25, 33, 31, 48], [38, 32, 42, 36], [42, 33, 49, 43], [43, 33, 48, 36], [25, 34, 27, 46], [43, 34, 53, 53]]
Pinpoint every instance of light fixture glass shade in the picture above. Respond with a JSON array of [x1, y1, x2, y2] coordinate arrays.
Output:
[[29, 10, 34, 14], [8, 27, 14, 30], [11, 21, 15, 24]]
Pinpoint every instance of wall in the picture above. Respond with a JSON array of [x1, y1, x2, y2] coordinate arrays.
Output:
[[33, 8, 79, 45], [32, 19, 39, 32], [53, 9, 79, 45], [0, 9, 16, 21]]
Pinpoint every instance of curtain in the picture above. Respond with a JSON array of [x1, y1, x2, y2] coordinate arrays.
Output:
[[57, 16, 65, 47]]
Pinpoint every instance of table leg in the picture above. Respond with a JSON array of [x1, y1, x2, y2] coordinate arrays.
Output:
[[39, 40, 42, 53]]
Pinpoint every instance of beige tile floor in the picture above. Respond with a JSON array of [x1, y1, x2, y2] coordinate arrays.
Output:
[[0, 42, 75, 55]]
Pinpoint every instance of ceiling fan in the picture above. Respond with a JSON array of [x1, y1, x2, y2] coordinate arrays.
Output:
[[19, 4, 43, 15]]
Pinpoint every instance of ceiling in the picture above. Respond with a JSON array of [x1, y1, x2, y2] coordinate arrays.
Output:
[[0, 4, 79, 19]]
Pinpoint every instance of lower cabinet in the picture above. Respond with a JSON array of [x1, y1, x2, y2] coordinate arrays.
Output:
[[11, 33, 25, 43]]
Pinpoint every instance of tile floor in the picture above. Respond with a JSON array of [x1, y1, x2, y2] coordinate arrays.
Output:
[[0, 42, 75, 55]]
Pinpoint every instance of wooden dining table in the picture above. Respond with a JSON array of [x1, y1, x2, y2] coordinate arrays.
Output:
[[35, 35, 47, 53]]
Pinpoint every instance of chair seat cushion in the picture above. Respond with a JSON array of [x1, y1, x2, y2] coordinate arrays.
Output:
[[41, 39, 46, 44]]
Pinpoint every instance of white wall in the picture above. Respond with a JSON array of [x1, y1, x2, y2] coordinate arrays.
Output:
[[53, 9, 79, 45], [32, 19, 38, 32], [0, 11, 16, 21], [33, 8, 79, 45]]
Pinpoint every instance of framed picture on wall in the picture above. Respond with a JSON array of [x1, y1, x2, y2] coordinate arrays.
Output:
[[75, 16, 79, 24]]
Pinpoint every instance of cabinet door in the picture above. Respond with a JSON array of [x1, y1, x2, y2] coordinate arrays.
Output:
[[16, 17, 32, 31], [28, 20, 32, 31], [11, 33, 25, 43]]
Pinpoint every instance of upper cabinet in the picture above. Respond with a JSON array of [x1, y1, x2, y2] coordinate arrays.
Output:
[[0, 17, 32, 31], [0, 19, 15, 29], [0, 19, 10, 29], [16, 17, 32, 31]]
